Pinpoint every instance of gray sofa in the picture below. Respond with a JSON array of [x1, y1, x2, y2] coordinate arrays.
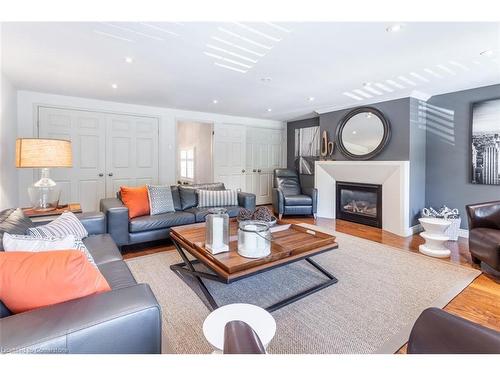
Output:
[[100, 183, 256, 248], [0, 209, 162, 354]]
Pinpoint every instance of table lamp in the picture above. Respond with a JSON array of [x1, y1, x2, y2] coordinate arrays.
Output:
[[16, 138, 73, 211]]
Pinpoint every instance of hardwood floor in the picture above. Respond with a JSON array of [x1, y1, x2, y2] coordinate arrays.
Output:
[[122, 214, 500, 353]]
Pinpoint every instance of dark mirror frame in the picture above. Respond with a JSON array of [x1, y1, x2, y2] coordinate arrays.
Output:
[[335, 106, 391, 160]]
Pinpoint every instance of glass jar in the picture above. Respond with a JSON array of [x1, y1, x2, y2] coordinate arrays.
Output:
[[237, 220, 271, 258], [205, 208, 230, 254]]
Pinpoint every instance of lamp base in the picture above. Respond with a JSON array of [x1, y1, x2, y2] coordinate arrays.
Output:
[[28, 168, 61, 211]]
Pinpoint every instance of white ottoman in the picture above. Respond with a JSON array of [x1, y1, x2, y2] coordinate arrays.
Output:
[[203, 303, 276, 353]]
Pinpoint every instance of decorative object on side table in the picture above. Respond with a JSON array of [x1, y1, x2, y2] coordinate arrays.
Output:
[[422, 206, 461, 241], [418, 217, 452, 258], [16, 138, 73, 212], [205, 208, 230, 254], [237, 220, 272, 259], [237, 206, 277, 226]]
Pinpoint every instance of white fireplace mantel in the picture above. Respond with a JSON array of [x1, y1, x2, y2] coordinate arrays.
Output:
[[314, 160, 411, 237]]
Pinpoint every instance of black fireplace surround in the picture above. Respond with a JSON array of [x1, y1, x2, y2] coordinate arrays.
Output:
[[336, 181, 382, 228]]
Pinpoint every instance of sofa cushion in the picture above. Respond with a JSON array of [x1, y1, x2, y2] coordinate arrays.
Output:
[[98, 260, 137, 290], [27, 212, 89, 240], [0, 250, 111, 314], [120, 185, 150, 219], [198, 189, 238, 208], [186, 206, 241, 223], [83, 234, 123, 265], [129, 211, 195, 233], [171, 186, 182, 211], [147, 185, 175, 215], [0, 208, 34, 251], [284, 194, 313, 206], [178, 183, 226, 210]]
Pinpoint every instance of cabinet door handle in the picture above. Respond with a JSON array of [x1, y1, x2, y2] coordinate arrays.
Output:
[[108, 173, 114, 177], [257, 169, 261, 173], [98, 173, 104, 177], [253, 169, 257, 172], [242, 169, 246, 173]]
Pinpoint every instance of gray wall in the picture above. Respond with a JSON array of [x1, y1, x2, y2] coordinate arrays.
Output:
[[426, 84, 500, 229], [409, 98, 427, 225], [319, 97, 411, 161]]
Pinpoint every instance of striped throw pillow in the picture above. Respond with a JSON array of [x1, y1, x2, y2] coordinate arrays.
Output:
[[197, 189, 238, 208], [2, 233, 96, 267], [27, 212, 88, 240]]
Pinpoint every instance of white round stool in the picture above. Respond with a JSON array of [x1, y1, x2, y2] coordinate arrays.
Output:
[[418, 217, 451, 258], [202, 303, 276, 353]]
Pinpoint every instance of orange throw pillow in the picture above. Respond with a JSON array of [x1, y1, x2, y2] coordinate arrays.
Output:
[[120, 185, 150, 219], [0, 250, 111, 314]]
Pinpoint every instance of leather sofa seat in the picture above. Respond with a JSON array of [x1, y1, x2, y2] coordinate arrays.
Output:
[[284, 194, 313, 206], [129, 211, 195, 233], [185, 206, 241, 222]]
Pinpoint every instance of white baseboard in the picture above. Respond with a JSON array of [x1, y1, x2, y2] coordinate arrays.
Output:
[[408, 224, 469, 238]]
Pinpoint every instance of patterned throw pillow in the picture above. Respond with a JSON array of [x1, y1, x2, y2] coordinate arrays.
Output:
[[147, 185, 176, 215], [2, 233, 96, 267], [27, 212, 88, 240], [197, 189, 238, 208]]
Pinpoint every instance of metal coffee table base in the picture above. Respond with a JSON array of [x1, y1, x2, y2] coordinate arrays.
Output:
[[170, 240, 338, 313]]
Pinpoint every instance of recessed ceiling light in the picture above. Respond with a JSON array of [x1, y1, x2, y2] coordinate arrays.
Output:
[[480, 50, 494, 56], [352, 130, 357, 135], [267, 108, 272, 112], [212, 99, 218, 104], [386, 24, 402, 33], [308, 97, 315, 101], [125, 57, 134, 63], [111, 83, 118, 89], [261, 77, 272, 82]]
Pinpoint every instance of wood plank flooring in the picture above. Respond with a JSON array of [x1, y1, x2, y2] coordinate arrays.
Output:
[[122, 214, 500, 353]]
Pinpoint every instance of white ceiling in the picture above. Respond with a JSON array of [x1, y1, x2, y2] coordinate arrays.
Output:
[[2, 22, 499, 121]]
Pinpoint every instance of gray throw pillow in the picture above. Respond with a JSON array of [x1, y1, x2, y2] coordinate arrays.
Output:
[[147, 185, 175, 215], [0, 208, 34, 251]]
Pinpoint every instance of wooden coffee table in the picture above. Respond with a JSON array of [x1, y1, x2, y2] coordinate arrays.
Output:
[[169, 220, 339, 312]]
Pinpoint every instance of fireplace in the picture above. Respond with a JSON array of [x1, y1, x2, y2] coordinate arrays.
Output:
[[336, 181, 382, 228]]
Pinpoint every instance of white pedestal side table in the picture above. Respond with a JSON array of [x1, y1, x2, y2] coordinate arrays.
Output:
[[418, 217, 452, 258], [203, 303, 276, 354]]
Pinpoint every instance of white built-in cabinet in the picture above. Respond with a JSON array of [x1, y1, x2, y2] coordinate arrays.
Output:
[[213, 123, 285, 205], [38, 106, 159, 212]]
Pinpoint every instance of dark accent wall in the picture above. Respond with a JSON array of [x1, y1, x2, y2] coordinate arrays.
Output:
[[426, 84, 500, 229], [319, 98, 411, 161]]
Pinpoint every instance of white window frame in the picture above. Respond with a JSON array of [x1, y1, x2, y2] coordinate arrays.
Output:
[[179, 147, 195, 182]]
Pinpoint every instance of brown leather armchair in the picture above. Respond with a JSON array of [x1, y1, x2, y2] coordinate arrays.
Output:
[[408, 308, 500, 354], [466, 201, 500, 273], [223, 321, 266, 354]]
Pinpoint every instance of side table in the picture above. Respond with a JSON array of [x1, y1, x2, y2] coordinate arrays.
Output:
[[23, 203, 82, 224], [418, 217, 451, 258]]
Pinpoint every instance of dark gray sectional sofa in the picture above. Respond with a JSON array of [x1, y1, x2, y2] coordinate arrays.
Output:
[[0, 209, 161, 354], [100, 183, 256, 248]]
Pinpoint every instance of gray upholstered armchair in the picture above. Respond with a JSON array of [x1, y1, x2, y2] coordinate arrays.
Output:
[[272, 169, 317, 220]]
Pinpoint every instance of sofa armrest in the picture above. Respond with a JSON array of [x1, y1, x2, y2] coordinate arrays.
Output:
[[0, 284, 161, 354], [237, 192, 256, 210], [272, 188, 284, 215], [407, 308, 500, 354], [466, 201, 500, 230], [75, 212, 106, 235], [302, 187, 318, 214], [100, 198, 129, 247]]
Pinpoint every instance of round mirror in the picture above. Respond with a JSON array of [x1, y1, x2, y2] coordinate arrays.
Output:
[[335, 107, 391, 160]]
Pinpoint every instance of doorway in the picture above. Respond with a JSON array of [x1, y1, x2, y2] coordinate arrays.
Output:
[[176, 120, 214, 185]]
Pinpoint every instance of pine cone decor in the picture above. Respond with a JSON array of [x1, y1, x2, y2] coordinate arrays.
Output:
[[237, 208, 254, 222], [252, 207, 273, 222]]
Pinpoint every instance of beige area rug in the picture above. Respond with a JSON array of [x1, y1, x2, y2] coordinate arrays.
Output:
[[125, 224, 481, 354]]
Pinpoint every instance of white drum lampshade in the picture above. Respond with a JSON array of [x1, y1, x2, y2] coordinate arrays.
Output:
[[16, 138, 73, 211]]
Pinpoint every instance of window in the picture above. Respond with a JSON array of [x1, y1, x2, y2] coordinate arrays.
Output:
[[180, 148, 194, 180]]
